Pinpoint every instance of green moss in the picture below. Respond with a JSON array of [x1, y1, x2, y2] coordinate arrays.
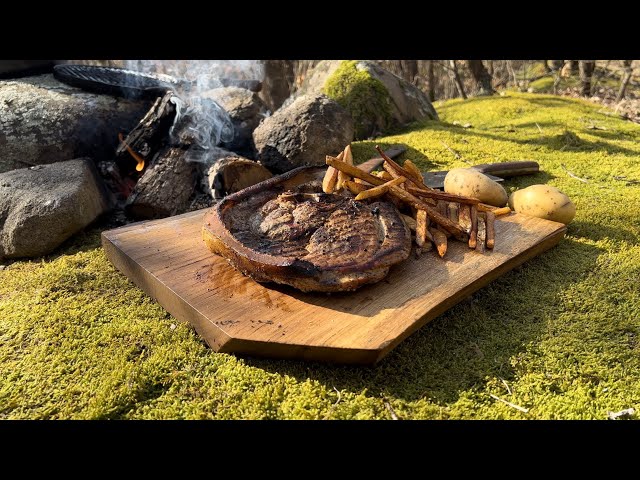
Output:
[[528, 76, 554, 93], [2, 92, 640, 419], [323, 60, 392, 140]]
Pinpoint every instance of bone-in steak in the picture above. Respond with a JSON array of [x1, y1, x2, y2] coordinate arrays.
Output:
[[202, 166, 411, 292]]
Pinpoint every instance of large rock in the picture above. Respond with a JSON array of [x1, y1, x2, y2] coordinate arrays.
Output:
[[0, 158, 109, 260], [203, 86, 267, 157], [0, 74, 150, 174], [296, 60, 439, 139], [252, 94, 354, 173]]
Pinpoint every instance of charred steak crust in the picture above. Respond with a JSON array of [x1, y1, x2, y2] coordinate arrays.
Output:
[[202, 166, 411, 292]]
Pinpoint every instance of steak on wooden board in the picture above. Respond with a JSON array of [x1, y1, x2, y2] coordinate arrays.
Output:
[[202, 166, 412, 292]]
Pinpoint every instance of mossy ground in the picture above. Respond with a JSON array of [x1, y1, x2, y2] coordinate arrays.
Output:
[[2, 92, 639, 419]]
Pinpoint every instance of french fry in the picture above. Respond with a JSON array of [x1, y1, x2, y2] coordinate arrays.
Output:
[[336, 146, 352, 190], [344, 180, 369, 195], [403, 159, 426, 186], [354, 176, 406, 201], [469, 205, 478, 249], [448, 202, 459, 223], [478, 203, 510, 216], [401, 214, 417, 231], [375, 171, 394, 181], [343, 144, 353, 165], [415, 209, 428, 247], [429, 227, 448, 258], [476, 213, 486, 253], [407, 186, 480, 205], [322, 151, 345, 194], [492, 206, 511, 216], [326, 157, 386, 186], [459, 204, 472, 233], [322, 165, 339, 193], [486, 211, 495, 249], [355, 185, 388, 201], [386, 185, 468, 241]]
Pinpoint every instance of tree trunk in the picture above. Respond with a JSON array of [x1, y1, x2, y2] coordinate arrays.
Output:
[[467, 60, 495, 96], [259, 60, 296, 112], [569, 60, 579, 75], [543, 60, 551, 72], [550, 60, 564, 71], [401, 60, 418, 84], [616, 60, 634, 103], [449, 60, 467, 99], [427, 61, 435, 102], [579, 60, 596, 97]]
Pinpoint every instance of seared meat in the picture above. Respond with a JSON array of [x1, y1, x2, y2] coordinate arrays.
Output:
[[202, 166, 411, 292]]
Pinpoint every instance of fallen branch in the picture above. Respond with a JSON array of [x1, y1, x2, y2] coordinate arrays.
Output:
[[489, 393, 529, 413], [561, 164, 589, 183]]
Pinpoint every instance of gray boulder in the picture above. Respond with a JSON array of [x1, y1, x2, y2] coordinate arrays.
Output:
[[253, 94, 354, 173], [0, 158, 109, 260], [203, 86, 267, 157], [0, 74, 150, 174]]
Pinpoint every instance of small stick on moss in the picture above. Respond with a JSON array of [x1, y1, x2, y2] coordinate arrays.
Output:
[[469, 205, 478, 249], [486, 211, 496, 249], [476, 213, 486, 253], [561, 163, 589, 183], [489, 393, 529, 413], [441, 140, 461, 159]]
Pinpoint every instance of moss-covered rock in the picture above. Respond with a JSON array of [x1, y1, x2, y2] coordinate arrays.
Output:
[[297, 60, 439, 140], [324, 60, 393, 139]]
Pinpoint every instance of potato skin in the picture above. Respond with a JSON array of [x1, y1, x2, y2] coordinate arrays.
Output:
[[508, 184, 576, 224], [444, 168, 508, 207]]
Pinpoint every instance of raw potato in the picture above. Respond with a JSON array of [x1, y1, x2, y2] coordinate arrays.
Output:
[[444, 168, 508, 207], [508, 184, 576, 225]]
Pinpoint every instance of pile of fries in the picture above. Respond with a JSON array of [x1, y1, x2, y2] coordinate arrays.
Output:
[[323, 145, 512, 258]]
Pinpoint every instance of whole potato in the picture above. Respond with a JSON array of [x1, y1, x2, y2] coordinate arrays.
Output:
[[444, 168, 508, 207], [508, 184, 576, 224]]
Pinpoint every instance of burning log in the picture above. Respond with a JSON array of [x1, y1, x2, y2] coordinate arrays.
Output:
[[125, 147, 196, 219]]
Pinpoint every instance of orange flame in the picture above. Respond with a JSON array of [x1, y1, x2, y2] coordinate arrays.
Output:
[[118, 133, 146, 172]]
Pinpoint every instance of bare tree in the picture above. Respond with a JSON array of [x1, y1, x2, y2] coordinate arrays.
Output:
[[569, 60, 579, 75], [579, 60, 596, 97], [467, 60, 495, 95], [427, 60, 435, 102], [616, 60, 634, 103], [550, 60, 564, 71], [449, 60, 467, 99]]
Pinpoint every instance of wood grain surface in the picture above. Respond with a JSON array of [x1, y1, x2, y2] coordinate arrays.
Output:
[[102, 209, 566, 364]]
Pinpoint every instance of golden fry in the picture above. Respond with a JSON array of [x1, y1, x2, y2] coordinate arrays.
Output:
[[326, 157, 386, 186], [344, 180, 369, 195], [322, 164, 339, 194], [416, 209, 428, 247], [486, 211, 496, 249], [403, 159, 426, 186], [429, 227, 448, 258], [469, 205, 478, 249], [492, 206, 511, 216], [354, 176, 406, 201]]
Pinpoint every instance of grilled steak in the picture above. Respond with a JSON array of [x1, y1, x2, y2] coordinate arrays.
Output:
[[202, 166, 411, 292]]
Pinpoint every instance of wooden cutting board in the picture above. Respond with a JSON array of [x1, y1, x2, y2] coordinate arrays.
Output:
[[102, 209, 566, 365]]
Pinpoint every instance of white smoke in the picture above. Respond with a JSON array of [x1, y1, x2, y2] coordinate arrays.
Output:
[[123, 60, 264, 163]]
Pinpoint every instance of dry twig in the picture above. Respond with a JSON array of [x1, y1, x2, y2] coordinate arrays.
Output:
[[489, 393, 529, 413]]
